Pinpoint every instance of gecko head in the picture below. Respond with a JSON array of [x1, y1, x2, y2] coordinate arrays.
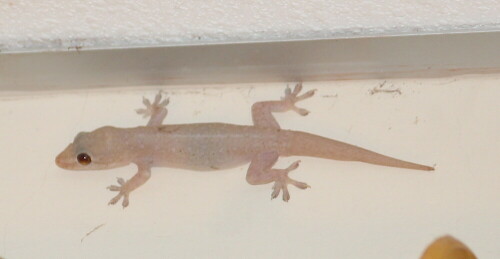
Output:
[[55, 127, 130, 170]]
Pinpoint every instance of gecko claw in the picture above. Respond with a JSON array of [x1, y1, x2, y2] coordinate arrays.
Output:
[[117, 177, 125, 185], [297, 89, 316, 101], [136, 91, 169, 119], [107, 185, 121, 191], [107, 177, 131, 208], [107, 191, 130, 208], [282, 186, 290, 202], [271, 184, 280, 200], [292, 83, 302, 95], [108, 194, 121, 205], [122, 194, 130, 208], [282, 83, 315, 116], [294, 108, 310, 116], [107, 177, 125, 191], [286, 160, 301, 171], [270, 160, 309, 202]]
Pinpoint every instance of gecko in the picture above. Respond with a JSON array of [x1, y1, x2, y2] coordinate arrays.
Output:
[[55, 83, 434, 208]]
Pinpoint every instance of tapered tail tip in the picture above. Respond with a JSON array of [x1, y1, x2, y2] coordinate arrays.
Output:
[[423, 165, 435, 171]]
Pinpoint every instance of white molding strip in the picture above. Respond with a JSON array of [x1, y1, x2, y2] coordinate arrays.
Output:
[[1, 32, 499, 91]]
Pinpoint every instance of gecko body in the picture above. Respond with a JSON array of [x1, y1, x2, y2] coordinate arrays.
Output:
[[56, 84, 433, 207]]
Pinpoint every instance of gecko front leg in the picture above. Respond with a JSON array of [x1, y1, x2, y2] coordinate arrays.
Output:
[[136, 91, 169, 126], [251, 83, 316, 129], [107, 164, 151, 208], [246, 151, 310, 202]]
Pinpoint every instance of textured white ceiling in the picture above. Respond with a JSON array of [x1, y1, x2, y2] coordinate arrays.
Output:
[[1, 0, 499, 52]]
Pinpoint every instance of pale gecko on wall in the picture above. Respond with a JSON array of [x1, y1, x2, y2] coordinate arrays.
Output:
[[56, 83, 434, 208]]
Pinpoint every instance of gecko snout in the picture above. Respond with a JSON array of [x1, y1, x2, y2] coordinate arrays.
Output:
[[55, 143, 76, 169], [55, 151, 70, 169]]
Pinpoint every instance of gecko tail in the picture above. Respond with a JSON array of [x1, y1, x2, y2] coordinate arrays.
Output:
[[289, 131, 434, 171], [350, 149, 435, 171]]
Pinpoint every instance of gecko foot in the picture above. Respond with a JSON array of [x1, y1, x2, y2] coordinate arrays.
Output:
[[136, 91, 169, 119], [107, 177, 131, 208], [271, 160, 310, 202], [282, 83, 316, 116]]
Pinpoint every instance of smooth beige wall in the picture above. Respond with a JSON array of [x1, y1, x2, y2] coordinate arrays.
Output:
[[0, 75, 498, 258]]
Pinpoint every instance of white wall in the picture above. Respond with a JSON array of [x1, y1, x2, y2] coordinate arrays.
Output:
[[1, 0, 500, 52], [0, 76, 499, 258], [1, 1, 499, 258]]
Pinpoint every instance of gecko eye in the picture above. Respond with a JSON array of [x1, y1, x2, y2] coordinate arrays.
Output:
[[77, 153, 92, 165]]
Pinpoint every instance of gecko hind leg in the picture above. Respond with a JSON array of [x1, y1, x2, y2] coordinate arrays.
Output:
[[136, 91, 170, 126], [251, 83, 316, 129], [246, 151, 310, 202]]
